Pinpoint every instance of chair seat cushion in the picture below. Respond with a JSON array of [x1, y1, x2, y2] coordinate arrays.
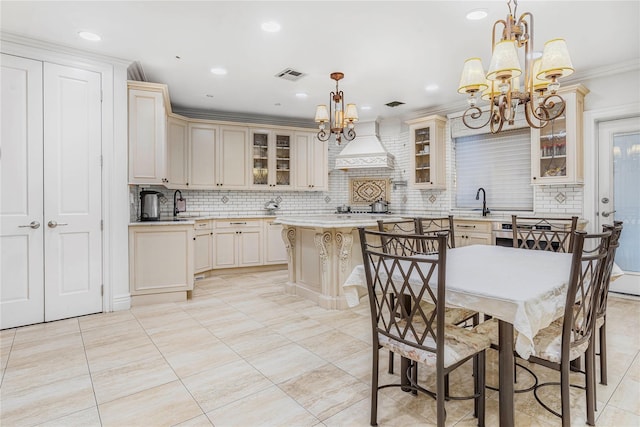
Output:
[[531, 318, 590, 364], [419, 301, 478, 326], [378, 323, 490, 368]]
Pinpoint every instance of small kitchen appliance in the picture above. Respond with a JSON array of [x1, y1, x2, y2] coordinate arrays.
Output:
[[140, 190, 163, 221], [370, 199, 389, 213]]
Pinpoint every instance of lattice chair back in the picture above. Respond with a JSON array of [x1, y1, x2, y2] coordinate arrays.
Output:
[[596, 221, 623, 318], [359, 228, 448, 362], [562, 230, 611, 356], [416, 216, 456, 248], [377, 219, 421, 255], [512, 215, 579, 253]]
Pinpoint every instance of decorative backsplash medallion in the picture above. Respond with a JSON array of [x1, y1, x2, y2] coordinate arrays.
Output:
[[350, 178, 390, 204]]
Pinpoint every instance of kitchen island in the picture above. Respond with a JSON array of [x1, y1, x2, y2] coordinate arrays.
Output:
[[275, 214, 404, 309]]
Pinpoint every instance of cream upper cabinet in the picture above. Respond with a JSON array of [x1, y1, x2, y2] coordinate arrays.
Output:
[[406, 115, 447, 190], [188, 122, 218, 189], [128, 82, 169, 185], [293, 131, 328, 191], [531, 84, 588, 185], [218, 125, 250, 189], [166, 115, 189, 187], [250, 128, 293, 190]]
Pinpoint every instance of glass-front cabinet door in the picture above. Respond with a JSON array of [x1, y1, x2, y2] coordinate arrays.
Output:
[[250, 129, 292, 189], [406, 115, 446, 189], [531, 84, 588, 185]]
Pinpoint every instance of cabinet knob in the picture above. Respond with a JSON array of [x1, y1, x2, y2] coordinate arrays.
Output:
[[533, 177, 537, 180]]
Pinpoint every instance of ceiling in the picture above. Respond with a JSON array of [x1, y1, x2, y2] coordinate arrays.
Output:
[[2, 1, 639, 124]]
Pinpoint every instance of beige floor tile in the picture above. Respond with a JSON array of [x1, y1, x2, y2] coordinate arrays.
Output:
[[98, 380, 202, 427], [35, 406, 101, 427], [0, 374, 95, 426], [206, 385, 319, 427], [91, 354, 178, 404], [608, 375, 640, 416], [245, 342, 328, 384], [206, 310, 265, 338], [162, 337, 242, 378], [149, 324, 219, 353], [267, 313, 334, 341], [80, 318, 147, 348], [279, 364, 369, 420], [223, 328, 292, 358], [596, 403, 640, 426], [85, 335, 161, 373], [627, 353, 640, 382], [78, 309, 137, 331], [173, 414, 214, 427], [12, 317, 80, 345], [297, 329, 370, 363], [182, 359, 273, 412]]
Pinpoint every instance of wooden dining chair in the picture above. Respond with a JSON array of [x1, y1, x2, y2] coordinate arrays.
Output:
[[359, 228, 491, 427], [526, 230, 611, 427], [595, 221, 624, 386], [511, 215, 579, 253]]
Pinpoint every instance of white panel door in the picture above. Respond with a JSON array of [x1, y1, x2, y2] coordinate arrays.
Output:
[[0, 54, 45, 329], [43, 63, 103, 321], [598, 116, 640, 296]]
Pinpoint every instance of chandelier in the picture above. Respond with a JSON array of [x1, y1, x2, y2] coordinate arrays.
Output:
[[314, 72, 358, 145], [457, 0, 574, 134]]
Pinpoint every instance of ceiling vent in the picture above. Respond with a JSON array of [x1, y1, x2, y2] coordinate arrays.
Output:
[[275, 68, 306, 81], [385, 101, 405, 108]]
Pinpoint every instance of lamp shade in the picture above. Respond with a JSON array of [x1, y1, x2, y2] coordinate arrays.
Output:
[[345, 103, 359, 122], [487, 40, 522, 81], [458, 58, 488, 94], [537, 38, 574, 80], [531, 59, 548, 91], [314, 105, 329, 122]]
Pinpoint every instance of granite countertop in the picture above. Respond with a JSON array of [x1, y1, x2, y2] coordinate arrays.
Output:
[[274, 214, 406, 228], [129, 213, 278, 226]]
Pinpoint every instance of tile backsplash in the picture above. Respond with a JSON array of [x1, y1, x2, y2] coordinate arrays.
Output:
[[129, 120, 583, 221]]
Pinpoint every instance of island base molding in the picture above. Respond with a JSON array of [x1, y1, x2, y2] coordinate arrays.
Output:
[[281, 224, 366, 310]]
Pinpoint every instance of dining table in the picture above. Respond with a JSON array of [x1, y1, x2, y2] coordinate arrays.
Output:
[[342, 244, 610, 427]]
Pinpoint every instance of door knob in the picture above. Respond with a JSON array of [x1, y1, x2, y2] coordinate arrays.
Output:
[[48, 220, 68, 228], [19, 221, 41, 229], [601, 210, 616, 217]]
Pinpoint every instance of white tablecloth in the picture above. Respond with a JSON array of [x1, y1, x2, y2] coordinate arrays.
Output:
[[344, 244, 605, 359]]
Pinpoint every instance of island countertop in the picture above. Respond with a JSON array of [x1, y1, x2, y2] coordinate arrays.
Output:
[[274, 214, 406, 228]]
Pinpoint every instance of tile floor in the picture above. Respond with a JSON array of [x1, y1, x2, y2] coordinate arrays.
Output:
[[1, 269, 639, 426]]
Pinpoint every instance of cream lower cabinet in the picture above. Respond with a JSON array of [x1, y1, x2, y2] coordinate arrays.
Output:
[[193, 220, 213, 273], [264, 220, 288, 264], [453, 219, 493, 247], [212, 219, 263, 268], [129, 225, 194, 297]]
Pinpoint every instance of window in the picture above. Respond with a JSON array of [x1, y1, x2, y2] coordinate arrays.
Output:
[[454, 128, 533, 211]]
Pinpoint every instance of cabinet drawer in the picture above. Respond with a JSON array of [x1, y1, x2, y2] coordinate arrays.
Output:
[[194, 220, 211, 230], [453, 220, 492, 234], [215, 219, 262, 229]]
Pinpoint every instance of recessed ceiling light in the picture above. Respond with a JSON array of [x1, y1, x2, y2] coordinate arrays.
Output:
[[361, 106, 372, 110], [261, 21, 281, 32], [466, 9, 488, 20], [78, 31, 101, 41], [205, 94, 214, 98], [210, 67, 227, 75], [295, 92, 308, 99], [425, 84, 439, 92]]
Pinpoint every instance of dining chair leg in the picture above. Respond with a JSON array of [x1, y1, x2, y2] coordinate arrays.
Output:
[[599, 320, 608, 385], [586, 343, 596, 425], [371, 347, 379, 426], [477, 351, 486, 427], [437, 367, 446, 427], [561, 362, 571, 427]]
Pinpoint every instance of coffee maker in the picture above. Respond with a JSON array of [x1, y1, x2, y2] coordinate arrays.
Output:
[[140, 190, 163, 221]]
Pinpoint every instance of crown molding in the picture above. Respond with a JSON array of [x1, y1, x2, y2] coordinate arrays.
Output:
[[172, 105, 316, 129]]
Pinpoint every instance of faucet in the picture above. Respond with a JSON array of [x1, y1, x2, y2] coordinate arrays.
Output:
[[475, 187, 490, 217], [173, 189, 183, 216]]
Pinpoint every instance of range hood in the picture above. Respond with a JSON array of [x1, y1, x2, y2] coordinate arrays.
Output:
[[334, 120, 395, 170]]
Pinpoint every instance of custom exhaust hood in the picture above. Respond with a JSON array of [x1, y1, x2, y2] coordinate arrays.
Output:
[[334, 120, 395, 170]]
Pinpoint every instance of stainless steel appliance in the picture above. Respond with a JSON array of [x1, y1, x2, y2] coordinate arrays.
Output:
[[140, 190, 163, 221], [370, 200, 389, 213]]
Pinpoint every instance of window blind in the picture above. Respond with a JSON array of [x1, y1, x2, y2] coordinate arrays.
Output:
[[454, 128, 533, 211]]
